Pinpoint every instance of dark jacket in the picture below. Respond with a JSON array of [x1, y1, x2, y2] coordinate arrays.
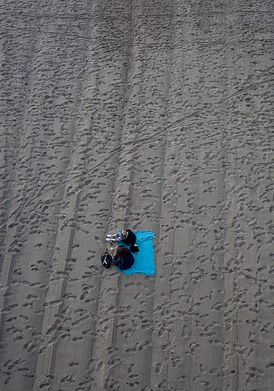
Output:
[[112, 247, 135, 270], [122, 229, 136, 246]]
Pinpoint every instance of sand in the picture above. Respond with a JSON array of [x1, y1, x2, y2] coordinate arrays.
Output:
[[0, 0, 274, 390]]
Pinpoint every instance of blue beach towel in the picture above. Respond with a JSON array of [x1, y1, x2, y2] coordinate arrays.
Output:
[[118, 230, 155, 275]]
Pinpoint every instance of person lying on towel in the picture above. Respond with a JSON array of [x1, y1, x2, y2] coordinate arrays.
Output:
[[112, 246, 134, 270]]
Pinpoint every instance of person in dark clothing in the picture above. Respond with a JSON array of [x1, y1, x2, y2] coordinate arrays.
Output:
[[106, 229, 134, 243], [112, 246, 134, 270], [121, 229, 136, 246], [106, 229, 139, 253], [122, 229, 139, 252]]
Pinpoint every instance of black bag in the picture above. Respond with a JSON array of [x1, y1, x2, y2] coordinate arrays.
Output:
[[130, 244, 139, 253], [101, 252, 112, 268]]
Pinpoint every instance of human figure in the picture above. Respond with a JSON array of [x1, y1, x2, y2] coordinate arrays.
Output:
[[106, 229, 136, 245], [112, 245, 134, 270], [106, 230, 126, 242], [106, 229, 139, 253]]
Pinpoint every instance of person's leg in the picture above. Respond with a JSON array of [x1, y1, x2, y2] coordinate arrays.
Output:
[[107, 232, 120, 238], [106, 235, 122, 242]]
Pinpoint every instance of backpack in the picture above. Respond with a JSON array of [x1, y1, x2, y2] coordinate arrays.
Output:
[[101, 252, 112, 269]]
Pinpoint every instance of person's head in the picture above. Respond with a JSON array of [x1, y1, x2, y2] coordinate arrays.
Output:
[[116, 246, 128, 258], [120, 230, 126, 237]]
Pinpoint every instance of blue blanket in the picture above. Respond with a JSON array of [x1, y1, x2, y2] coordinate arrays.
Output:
[[118, 230, 155, 275]]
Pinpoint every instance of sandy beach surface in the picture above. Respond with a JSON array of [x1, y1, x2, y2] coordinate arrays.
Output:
[[1, 0, 274, 390]]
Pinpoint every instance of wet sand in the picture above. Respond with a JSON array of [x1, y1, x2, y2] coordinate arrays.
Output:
[[0, 0, 274, 390]]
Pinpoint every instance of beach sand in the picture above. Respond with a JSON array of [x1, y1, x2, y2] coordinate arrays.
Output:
[[0, 0, 274, 390]]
